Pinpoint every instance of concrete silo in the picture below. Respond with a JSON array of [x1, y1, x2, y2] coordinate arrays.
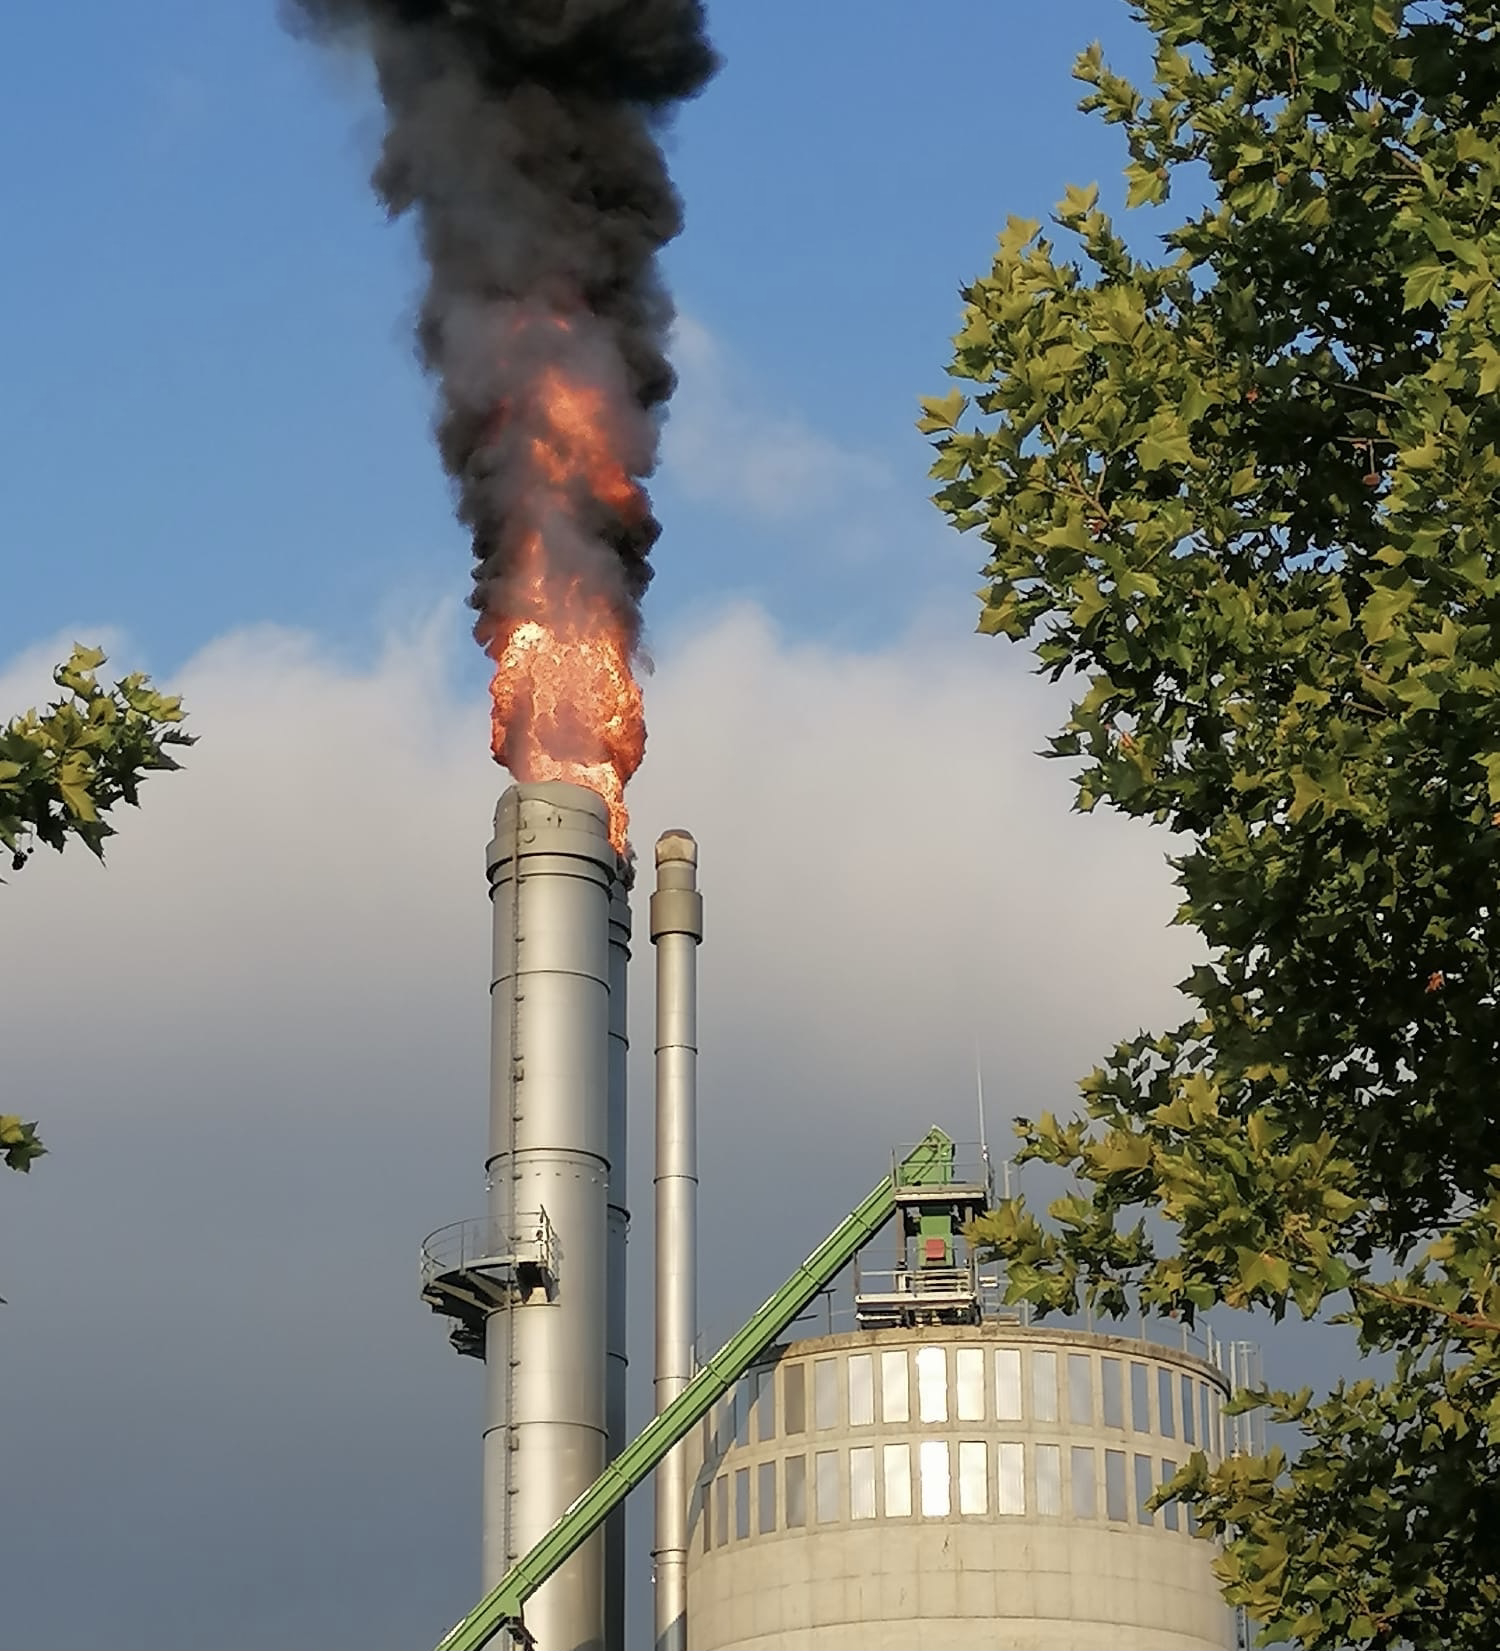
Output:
[[683, 1153, 1238, 1651]]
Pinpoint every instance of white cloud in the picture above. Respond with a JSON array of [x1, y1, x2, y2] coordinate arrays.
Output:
[[0, 606, 1196, 1648], [661, 318, 893, 522]]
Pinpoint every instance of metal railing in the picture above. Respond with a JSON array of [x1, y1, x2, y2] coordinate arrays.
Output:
[[420, 1209, 557, 1290], [890, 1139, 994, 1199]]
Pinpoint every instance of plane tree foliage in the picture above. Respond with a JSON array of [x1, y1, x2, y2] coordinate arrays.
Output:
[[1, 644, 191, 1175], [926, 3, 1500, 1645]]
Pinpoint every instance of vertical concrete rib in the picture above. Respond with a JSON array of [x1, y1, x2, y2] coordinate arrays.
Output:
[[605, 867, 633, 1651], [651, 831, 702, 1651], [484, 783, 613, 1651]]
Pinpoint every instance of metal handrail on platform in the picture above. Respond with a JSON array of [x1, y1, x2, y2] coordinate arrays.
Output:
[[420, 1209, 557, 1289]]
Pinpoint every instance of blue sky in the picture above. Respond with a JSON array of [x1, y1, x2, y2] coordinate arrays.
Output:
[[1, 0, 1153, 677], [3, 8, 1341, 1651]]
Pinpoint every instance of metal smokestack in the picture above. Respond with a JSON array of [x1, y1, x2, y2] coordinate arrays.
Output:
[[605, 870, 633, 1651], [484, 783, 616, 1651], [650, 830, 702, 1651]]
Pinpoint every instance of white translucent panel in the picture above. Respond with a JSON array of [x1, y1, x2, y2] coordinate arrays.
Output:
[[1161, 1458, 1180, 1531], [735, 1467, 750, 1540], [784, 1455, 807, 1528], [1068, 1353, 1093, 1424], [957, 1347, 986, 1421], [1134, 1454, 1155, 1526], [755, 1367, 776, 1442], [883, 1443, 912, 1518], [1035, 1443, 1063, 1516], [997, 1442, 1025, 1515], [1181, 1375, 1197, 1444], [778, 1367, 801, 1433], [916, 1345, 948, 1423], [919, 1440, 950, 1517], [714, 1396, 731, 1456], [1158, 1367, 1176, 1437], [881, 1350, 909, 1423], [1104, 1450, 1128, 1521], [849, 1447, 876, 1520], [1200, 1385, 1212, 1455], [1102, 1357, 1125, 1428], [1032, 1351, 1059, 1422], [993, 1347, 1021, 1421], [735, 1381, 751, 1448], [783, 1363, 806, 1435], [815, 1449, 839, 1523], [1131, 1363, 1151, 1431], [847, 1353, 874, 1427], [814, 1358, 838, 1429], [959, 1441, 989, 1515], [758, 1460, 777, 1534], [1071, 1447, 1096, 1518], [714, 1476, 729, 1545]]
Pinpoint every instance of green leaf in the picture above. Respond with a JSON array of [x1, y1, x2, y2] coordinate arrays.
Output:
[[917, 388, 969, 434], [1137, 417, 1194, 472], [1403, 260, 1450, 311]]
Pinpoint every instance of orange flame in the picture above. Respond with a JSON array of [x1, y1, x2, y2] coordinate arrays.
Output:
[[483, 359, 647, 852]]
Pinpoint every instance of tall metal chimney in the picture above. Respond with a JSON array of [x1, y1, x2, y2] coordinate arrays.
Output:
[[483, 782, 617, 1651], [650, 830, 702, 1651], [605, 869, 633, 1651]]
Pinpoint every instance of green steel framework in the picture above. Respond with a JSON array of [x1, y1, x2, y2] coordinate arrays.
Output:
[[434, 1126, 957, 1651]]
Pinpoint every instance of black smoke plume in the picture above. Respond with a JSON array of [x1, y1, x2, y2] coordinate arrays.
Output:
[[286, 0, 718, 652]]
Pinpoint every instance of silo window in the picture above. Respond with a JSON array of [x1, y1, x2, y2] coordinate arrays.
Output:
[[1068, 1354, 1093, 1424], [1158, 1368, 1176, 1438], [735, 1467, 751, 1540], [714, 1475, 729, 1545], [783, 1364, 806, 1436], [701, 1482, 712, 1552], [1032, 1351, 1059, 1422], [1199, 1384, 1212, 1455], [1161, 1459, 1180, 1530], [916, 1346, 948, 1423], [1070, 1447, 1096, 1518], [758, 1460, 777, 1534], [1035, 1443, 1062, 1516], [997, 1442, 1024, 1515], [785, 1454, 807, 1528], [849, 1447, 877, 1520], [754, 1367, 777, 1443], [1131, 1363, 1151, 1432], [881, 1350, 909, 1423], [992, 1347, 1021, 1421], [815, 1449, 839, 1522], [960, 1441, 990, 1515], [883, 1443, 912, 1517], [1104, 1449, 1128, 1521], [1181, 1375, 1197, 1445], [1133, 1454, 1155, 1525], [957, 1347, 987, 1421], [847, 1353, 875, 1427], [1102, 1358, 1125, 1428], [1208, 1387, 1222, 1458], [919, 1440, 951, 1517], [734, 1383, 751, 1449], [814, 1358, 838, 1430]]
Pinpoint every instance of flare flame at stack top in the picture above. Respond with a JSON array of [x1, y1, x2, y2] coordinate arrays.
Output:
[[484, 782, 626, 1651]]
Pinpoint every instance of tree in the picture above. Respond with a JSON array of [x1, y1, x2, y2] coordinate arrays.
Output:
[[926, 3, 1500, 1645], [1, 644, 191, 1174]]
